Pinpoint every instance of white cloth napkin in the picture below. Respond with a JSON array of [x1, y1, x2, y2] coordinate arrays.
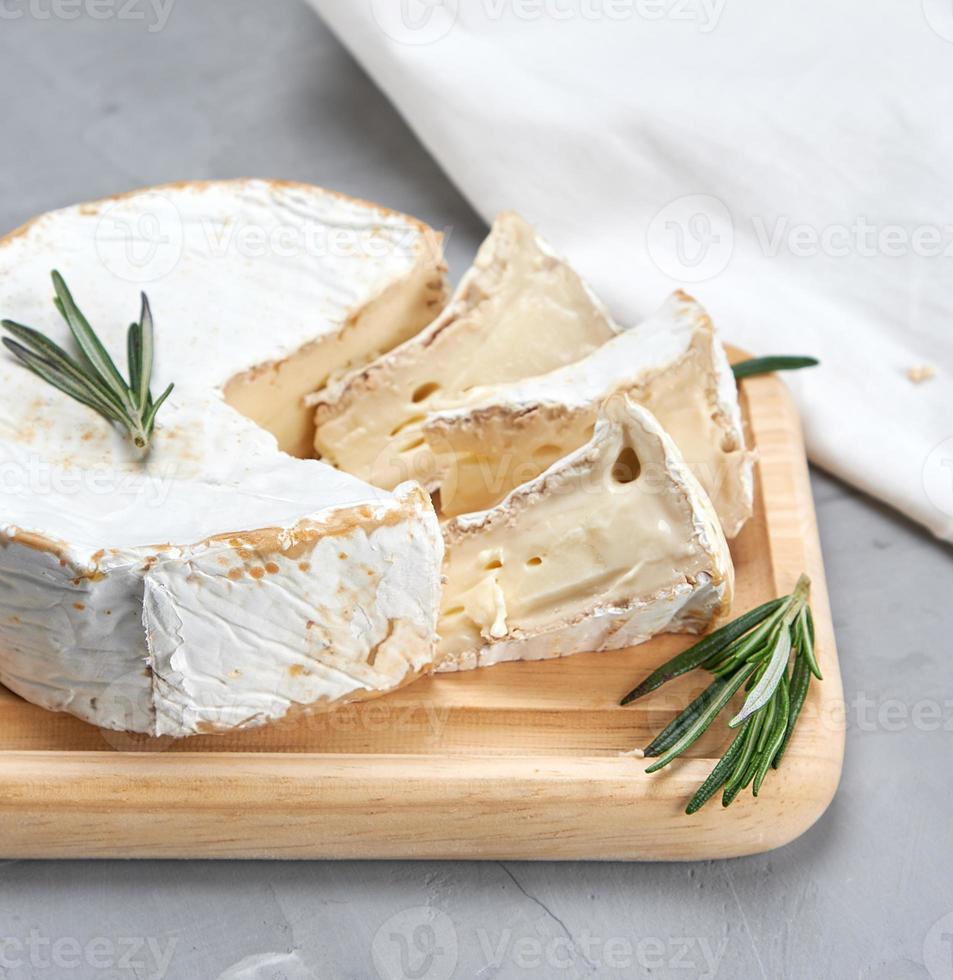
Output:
[[308, 0, 953, 543]]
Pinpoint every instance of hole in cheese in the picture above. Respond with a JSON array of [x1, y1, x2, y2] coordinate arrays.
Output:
[[390, 414, 427, 437], [412, 381, 441, 403], [611, 446, 641, 484], [526, 556, 543, 567]]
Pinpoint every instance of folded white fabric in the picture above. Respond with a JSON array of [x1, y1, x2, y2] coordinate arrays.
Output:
[[308, 0, 953, 543]]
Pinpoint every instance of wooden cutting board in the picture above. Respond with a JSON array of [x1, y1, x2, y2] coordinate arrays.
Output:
[[0, 362, 844, 860]]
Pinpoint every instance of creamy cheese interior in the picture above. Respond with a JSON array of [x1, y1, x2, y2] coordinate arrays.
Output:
[[428, 408, 595, 519], [310, 212, 619, 491], [438, 394, 732, 669], [226, 248, 444, 458], [426, 292, 752, 535]]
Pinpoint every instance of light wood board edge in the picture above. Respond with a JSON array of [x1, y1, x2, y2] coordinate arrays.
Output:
[[0, 370, 845, 860]]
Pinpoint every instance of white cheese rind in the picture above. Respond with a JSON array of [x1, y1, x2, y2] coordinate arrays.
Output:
[[143, 484, 443, 736], [437, 394, 733, 672], [309, 211, 620, 490], [0, 181, 446, 735], [426, 291, 754, 535]]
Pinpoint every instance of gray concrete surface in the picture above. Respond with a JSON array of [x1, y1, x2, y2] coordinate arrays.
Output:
[[0, 3, 951, 979]]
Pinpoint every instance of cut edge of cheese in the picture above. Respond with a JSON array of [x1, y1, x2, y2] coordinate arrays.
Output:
[[436, 392, 734, 672], [221, 182, 448, 458], [425, 290, 754, 536], [308, 211, 621, 491]]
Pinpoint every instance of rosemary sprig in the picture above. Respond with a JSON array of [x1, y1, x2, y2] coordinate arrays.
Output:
[[1, 271, 173, 452], [621, 575, 821, 814], [732, 356, 819, 379]]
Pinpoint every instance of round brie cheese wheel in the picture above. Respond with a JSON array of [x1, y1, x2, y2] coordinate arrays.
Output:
[[0, 180, 447, 736]]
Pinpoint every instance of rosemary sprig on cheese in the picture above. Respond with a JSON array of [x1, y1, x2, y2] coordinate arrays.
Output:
[[732, 355, 819, 379], [621, 575, 821, 814], [1, 271, 173, 452]]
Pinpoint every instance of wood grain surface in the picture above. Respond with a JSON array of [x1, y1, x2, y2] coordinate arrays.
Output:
[[0, 363, 845, 860]]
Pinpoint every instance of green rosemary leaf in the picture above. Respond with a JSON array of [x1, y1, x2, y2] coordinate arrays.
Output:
[[732, 356, 819, 380], [3, 273, 173, 452], [2, 339, 126, 424], [627, 573, 820, 813], [135, 293, 154, 417], [2, 319, 128, 417], [143, 382, 174, 439], [707, 616, 781, 675], [52, 295, 67, 324], [3, 318, 80, 366], [643, 676, 731, 757], [722, 712, 764, 806], [754, 686, 778, 755], [644, 663, 756, 774], [730, 627, 792, 727], [800, 606, 822, 680], [619, 597, 784, 705], [736, 748, 764, 795], [51, 270, 133, 410], [127, 321, 142, 402], [685, 722, 750, 815], [754, 677, 790, 795], [730, 703, 778, 801], [773, 650, 811, 769]]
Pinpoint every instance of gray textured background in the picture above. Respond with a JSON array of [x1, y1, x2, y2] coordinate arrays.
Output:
[[1, 3, 952, 979]]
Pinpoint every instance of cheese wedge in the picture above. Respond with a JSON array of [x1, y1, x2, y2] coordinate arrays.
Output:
[[425, 291, 753, 536], [310, 212, 619, 491], [437, 393, 734, 671], [0, 180, 446, 736]]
